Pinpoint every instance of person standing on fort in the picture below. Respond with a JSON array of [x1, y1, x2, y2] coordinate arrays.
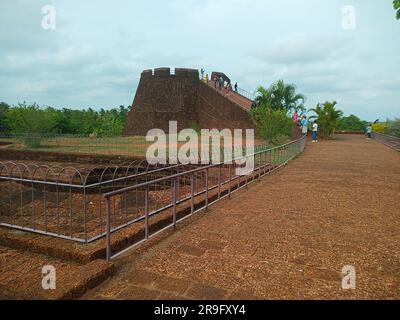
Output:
[[311, 121, 318, 142], [219, 76, 224, 90], [301, 116, 309, 136], [200, 68, 205, 80], [234, 82, 238, 92], [205, 73, 209, 84]]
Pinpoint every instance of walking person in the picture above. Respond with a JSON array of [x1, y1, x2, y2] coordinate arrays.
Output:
[[301, 116, 309, 136], [311, 121, 318, 142], [366, 124, 372, 140]]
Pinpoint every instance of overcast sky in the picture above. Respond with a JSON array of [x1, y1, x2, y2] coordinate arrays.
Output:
[[0, 0, 399, 121]]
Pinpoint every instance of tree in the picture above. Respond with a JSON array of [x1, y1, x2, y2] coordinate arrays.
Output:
[[6, 102, 58, 148], [338, 114, 367, 132], [394, 0, 400, 20], [0, 102, 10, 132], [254, 80, 306, 113], [309, 101, 343, 138]]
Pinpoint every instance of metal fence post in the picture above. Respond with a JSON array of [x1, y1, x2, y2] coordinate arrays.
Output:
[[218, 165, 221, 199], [190, 173, 194, 214], [106, 196, 111, 261], [228, 164, 232, 198], [205, 168, 209, 210], [172, 178, 177, 227], [145, 186, 149, 239]]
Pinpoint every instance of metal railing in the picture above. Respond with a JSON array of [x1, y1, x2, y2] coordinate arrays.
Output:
[[0, 159, 198, 242], [104, 135, 307, 260], [372, 132, 400, 151], [235, 87, 256, 101]]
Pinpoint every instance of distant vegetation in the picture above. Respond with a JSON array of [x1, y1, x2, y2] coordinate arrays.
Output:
[[338, 114, 367, 132], [372, 118, 400, 137], [0, 102, 130, 137]]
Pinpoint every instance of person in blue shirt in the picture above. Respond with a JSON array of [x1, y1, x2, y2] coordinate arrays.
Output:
[[301, 116, 309, 136]]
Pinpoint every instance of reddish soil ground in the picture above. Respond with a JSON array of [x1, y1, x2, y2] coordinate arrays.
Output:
[[82, 134, 400, 299]]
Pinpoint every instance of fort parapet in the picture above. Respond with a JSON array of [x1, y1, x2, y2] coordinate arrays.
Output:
[[124, 67, 254, 136]]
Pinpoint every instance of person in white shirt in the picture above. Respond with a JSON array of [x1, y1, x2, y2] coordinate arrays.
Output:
[[312, 121, 318, 142]]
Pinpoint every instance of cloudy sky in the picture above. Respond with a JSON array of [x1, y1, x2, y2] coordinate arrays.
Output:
[[0, 0, 399, 121]]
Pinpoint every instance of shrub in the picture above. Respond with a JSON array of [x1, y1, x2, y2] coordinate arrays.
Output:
[[339, 115, 367, 132], [6, 103, 58, 148], [372, 123, 387, 133], [251, 106, 293, 144]]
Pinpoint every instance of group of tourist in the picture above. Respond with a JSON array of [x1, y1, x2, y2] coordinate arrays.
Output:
[[200, 68, 238, 93], [293, 111, 319, 143]]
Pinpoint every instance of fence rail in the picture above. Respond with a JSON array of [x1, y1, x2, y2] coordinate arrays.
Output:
[[372, 132, 400, 151], [236, 87, 256, 101], [104, 135, 307, 260]]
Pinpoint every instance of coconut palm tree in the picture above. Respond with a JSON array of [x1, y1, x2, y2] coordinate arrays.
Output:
[[394, 0, 400, 20], [254, 80, 306, 113], [309, 101, 343, 138]]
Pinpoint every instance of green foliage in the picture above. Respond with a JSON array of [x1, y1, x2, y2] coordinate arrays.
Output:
[[254, 80, 306, 113], [251, 105, 293, 144], [0, 102, 10, 132], [394, 0, 400, 20], [387, 118, 400, 137], [6, 103, 58, 148], [338, 114, 367, 132], [309, 101, 343, 138]]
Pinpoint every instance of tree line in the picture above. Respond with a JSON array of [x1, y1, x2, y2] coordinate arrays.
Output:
[[0, 102, 130, 137]]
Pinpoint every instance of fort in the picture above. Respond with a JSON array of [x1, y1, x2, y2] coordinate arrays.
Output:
[[124, 67, 255, 136]]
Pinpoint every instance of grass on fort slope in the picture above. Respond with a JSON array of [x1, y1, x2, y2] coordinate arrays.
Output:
[[0, 134, 270, 158]]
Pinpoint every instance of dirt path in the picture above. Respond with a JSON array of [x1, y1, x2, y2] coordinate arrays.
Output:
[[83, 134, 400, 300]]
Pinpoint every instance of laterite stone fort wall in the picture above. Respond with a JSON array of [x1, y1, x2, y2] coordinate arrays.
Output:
[[124, 67, 254, 136]]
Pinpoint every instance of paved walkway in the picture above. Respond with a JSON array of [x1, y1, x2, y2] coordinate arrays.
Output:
[[83, 135, 400, 299]]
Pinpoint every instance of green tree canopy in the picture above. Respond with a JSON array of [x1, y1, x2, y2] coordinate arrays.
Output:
[[338, 114, 367, 132], [254, 80, 306, 113], [0, 102, 10, 132]]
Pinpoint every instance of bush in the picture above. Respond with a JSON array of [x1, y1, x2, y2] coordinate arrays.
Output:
[[6, 103, 58, 148], [387, 118, 400, 137], [339, 115, 367, 132], [372, 123, 387, 133], [251, 106, 293, 144]]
